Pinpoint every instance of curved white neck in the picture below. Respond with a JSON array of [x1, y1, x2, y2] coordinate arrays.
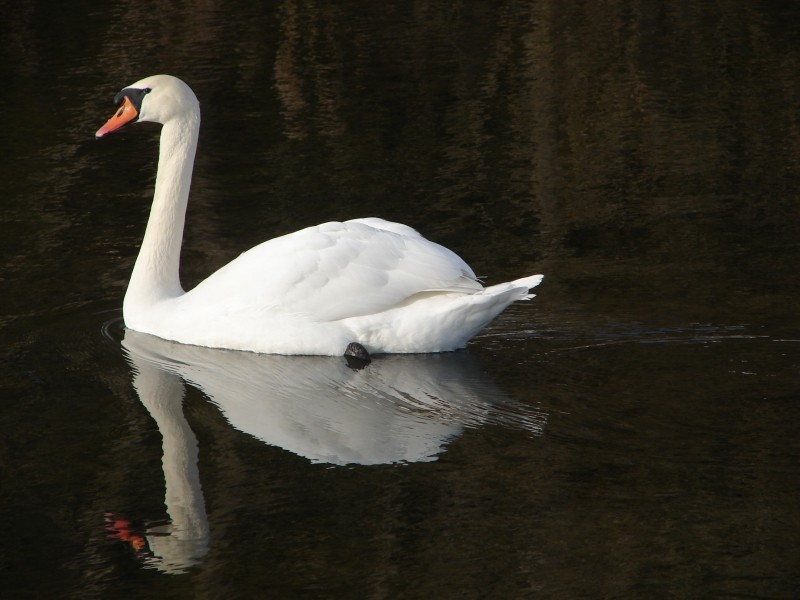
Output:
[[124, 114, 200, 314]]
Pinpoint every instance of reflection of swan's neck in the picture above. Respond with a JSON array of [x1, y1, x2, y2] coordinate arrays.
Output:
[[124, 115, 199, 314], [131, 362, 209, 573]]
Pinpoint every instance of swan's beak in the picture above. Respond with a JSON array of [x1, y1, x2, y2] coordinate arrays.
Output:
[[96, 96, 139, 139]]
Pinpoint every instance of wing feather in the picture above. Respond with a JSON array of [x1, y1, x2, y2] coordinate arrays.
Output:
[[183, 219, 482, 321]]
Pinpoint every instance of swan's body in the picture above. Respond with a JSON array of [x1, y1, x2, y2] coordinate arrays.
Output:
[[97, 75, 543, 355]]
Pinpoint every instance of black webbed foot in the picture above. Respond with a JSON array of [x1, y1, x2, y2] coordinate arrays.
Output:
[[344, 342, 371, 369]]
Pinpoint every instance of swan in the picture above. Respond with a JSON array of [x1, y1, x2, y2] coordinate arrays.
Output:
[[96, 74, 543, 356]]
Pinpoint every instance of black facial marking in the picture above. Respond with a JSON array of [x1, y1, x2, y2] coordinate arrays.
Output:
[[112, 86, 151, 116]]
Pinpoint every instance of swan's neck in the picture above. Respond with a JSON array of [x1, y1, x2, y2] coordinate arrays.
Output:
[[125, 115, 199, 313]]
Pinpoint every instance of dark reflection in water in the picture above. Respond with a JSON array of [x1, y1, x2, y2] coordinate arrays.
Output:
[[113, 327, 543, 573], [122, 327, 545, 467], [1, 1, 799, 598]]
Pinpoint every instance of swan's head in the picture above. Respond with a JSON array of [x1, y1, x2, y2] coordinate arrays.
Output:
[[96, 74, 199, 138]]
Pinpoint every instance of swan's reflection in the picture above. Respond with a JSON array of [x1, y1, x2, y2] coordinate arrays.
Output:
[[115, 329, 546, 573], [106, 349, 209, 575]]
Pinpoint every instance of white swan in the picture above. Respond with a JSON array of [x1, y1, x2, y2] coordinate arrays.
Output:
[[96, 74, 543, 356]]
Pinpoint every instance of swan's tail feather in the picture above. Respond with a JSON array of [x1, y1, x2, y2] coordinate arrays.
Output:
[[511, 274, 543, 294], [482, 274, 544, 300]]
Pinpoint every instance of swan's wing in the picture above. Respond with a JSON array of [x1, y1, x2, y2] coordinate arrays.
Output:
[[185, 220, 483, 321]]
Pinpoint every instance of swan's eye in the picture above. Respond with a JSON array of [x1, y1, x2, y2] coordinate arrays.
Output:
[[143, 87, 152, 94]]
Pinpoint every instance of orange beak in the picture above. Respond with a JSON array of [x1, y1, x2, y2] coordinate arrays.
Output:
[[96, 96, 139, 138]]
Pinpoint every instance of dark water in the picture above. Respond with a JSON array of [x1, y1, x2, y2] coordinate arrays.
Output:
[[2, 1, 799, 598]]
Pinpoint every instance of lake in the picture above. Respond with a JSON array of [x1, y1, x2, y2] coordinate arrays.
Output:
[[1, 1, 799, 598]]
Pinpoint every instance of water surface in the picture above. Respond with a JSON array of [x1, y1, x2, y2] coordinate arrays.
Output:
[[1, 1, 799, 598]]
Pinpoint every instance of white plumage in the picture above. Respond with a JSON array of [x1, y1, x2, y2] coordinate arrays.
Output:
[[96, 75, 543, 355]]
